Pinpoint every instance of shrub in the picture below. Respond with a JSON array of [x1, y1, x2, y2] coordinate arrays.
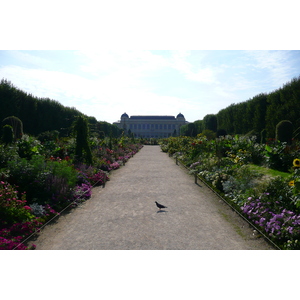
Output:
[[1, 125, 14, 145], [7, 155, 78, 207], [17, 135, 43, 159], [276, 120, 293, 144], [0, 181, 35, 227], [0, 143, 19, 169], [2, 116, 23, 141]]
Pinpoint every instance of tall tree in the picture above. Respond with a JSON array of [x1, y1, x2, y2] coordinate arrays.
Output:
[[73, 116, 93, 165], [203, 114, 217, 132]]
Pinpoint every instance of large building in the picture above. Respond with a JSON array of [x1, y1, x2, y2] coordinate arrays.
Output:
[[114, 113, 187, 138]]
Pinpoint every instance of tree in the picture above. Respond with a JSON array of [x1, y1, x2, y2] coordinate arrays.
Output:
[[73, 116, 93, 165], [203, 114, 217, 132]]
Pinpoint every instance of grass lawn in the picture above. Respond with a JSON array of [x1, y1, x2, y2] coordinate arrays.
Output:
[[248, 164, 291, 179]]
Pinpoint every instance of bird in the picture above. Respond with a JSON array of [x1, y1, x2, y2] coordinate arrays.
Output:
[[155, 201, 167, 210]]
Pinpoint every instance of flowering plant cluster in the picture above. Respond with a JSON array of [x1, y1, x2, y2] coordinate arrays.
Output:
[[160, 135, 300, 249], [109, 162, 121, 170], [1, 134, 143, 250], [242, 194, 300, 249], [0, 181, 43, 250], [88, 171, 109, 186], [71, 183, 92, 207]]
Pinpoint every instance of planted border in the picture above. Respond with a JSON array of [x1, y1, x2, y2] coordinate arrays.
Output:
[[160, 135, 300, 250]]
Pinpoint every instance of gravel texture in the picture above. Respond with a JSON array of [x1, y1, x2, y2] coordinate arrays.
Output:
[[33, 145, 275, 250]]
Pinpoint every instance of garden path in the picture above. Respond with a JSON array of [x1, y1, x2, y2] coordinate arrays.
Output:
[[33, 145, 274, 250]]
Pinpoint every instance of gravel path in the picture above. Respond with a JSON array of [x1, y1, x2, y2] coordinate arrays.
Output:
[[33, 145, 274, 250]]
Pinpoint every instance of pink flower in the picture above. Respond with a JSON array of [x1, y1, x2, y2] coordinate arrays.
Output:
[[24, 206, 31, 210]]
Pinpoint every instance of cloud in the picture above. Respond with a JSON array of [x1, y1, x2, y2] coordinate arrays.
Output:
[[167, 50, 221, 84], [77, 50, 168, 77], [244, 50, 296, 88], [9, 51, 51, 69]]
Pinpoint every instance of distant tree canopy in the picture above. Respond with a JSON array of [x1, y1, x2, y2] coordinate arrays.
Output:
[[0, 79, 122, 138], [203, 114, 217, 132], [181, 75, 300, 139]]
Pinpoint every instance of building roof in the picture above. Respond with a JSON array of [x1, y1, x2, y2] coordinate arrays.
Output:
[[121, 113, 129, 118], [130, 115, 176, 120]]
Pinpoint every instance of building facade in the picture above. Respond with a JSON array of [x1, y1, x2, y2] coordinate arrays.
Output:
[[113, 113, 187, 138]]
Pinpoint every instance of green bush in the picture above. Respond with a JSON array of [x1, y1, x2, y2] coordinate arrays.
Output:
[[276, 120, 293, 144], [17, 134, 43, 159], [7, 155, 77, 206], [0, 143, 19, 168], [2, 116, 23, 141], [1, 125, 14, 144], [0, 181, 35, 226]]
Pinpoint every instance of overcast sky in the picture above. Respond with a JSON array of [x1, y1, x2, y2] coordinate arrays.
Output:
[[1, 50, 299, 124]]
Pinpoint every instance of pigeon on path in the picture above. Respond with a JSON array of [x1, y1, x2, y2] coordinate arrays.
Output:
[[155, 201, 167, 210]]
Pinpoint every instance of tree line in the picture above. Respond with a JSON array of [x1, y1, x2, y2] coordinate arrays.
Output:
[[0, 79, 122, 138], [180, 75, 300, 140]]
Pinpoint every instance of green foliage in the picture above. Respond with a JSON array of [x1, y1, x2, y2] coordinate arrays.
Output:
[[203, 114, 217, 132], [17, 134, 43, 159], [160, 135, 300, 249], [0, 181, 35, 226], [1, 124, 14, 144], [264, 141, 293, 172], [0, 144, 19, 169], [260, 129, 267, 144], [6, 155, 78, 206], [183, 76, 299, 139], [180, 123, 197, 136], [37, 130, 59, 142], [216, 128, 227, 137], [276, 120, 293, 144], [266, 77, 300, 137], [2, 116, 23, 140], [73, 116, 93, 165], [0, 79, 122, 138], [201, 129, 216, 140]]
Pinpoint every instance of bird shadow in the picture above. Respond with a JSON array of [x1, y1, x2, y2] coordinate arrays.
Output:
[[157, 210, 168, 213]]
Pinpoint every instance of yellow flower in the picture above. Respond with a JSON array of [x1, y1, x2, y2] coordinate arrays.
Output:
[[289, 180, 295, 187], [293, 159, 300, 167]]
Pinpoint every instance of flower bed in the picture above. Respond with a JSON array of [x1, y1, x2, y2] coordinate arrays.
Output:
[[160, 135, 300, 249], [0, 136, 143, 250]]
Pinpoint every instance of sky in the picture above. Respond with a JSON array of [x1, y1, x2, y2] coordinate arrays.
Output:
[[1, 50, 300, 124]]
